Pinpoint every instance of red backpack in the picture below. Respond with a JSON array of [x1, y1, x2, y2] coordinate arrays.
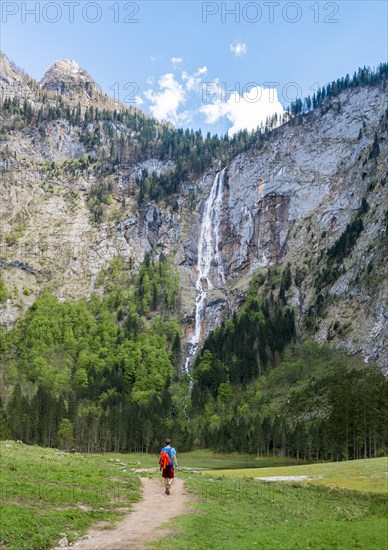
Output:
[[159, 450, 171, 469]]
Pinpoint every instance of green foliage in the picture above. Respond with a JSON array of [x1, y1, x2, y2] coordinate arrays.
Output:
[[279, 262, 292, 303], [135, 253, 180, 315], [87, 180, 115, 223], [0, 396, 11, 439], [5, 224, 24, 246], [0, 256, 182, 453], [193, 280, 296, 403], [58, 418, 75, 450], [189, 342, 388, 459], [369, 132, 380, 159], [0, 275, 7, 303], [314, 198, 369, 292], [326, 217, 364, 263], [0, 250, 386, 465]]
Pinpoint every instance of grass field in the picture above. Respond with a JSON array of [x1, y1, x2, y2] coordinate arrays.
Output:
[[1, 442, 387, 550], [0, 441, 141, 550], [0, 444, 298, 549], [152, 456, 388, 549], [202, 456, 388, 493], [163, 472, 388, 549]]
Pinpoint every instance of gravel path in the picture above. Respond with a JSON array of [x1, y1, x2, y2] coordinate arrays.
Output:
[[55, 476, 190, 549]]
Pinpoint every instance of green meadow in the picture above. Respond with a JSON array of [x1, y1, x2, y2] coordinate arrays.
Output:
[[0, 444, 297, 549], [0, 441, 141, 549], [1, 442, 387, 549], [165, 473, 388, 549], [203, 456, 388, 493], [155, 456, 388, 549]]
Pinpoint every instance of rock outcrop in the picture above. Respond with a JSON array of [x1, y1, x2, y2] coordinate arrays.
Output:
[[41, 59, 105, 103]]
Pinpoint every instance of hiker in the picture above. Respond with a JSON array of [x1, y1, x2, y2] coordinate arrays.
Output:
[[159, 439, 178, 495]]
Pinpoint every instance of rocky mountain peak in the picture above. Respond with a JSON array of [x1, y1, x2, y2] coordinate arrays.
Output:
[[50, 59, 81, 74], [41, 58, 104, 102]]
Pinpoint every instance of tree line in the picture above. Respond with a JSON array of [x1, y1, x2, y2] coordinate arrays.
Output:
[[189, 342, 387, 460], [287, 63, 387, 116]]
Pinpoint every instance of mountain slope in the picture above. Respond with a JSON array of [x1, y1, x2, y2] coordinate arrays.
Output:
[[0, 52, 387, 369]]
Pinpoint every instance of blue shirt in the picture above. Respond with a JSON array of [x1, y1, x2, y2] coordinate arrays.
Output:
[[162, 445, 176, 467]]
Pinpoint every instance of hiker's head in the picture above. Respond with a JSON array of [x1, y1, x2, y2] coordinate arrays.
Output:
[[165, 439, 171, 446]]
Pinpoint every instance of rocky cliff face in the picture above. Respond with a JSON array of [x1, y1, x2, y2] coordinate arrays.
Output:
[[214, 87, 387, 368], [0, 53, 387, 369]]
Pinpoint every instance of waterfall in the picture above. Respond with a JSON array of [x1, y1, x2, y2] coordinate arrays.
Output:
[[184, 168, 226, 374]]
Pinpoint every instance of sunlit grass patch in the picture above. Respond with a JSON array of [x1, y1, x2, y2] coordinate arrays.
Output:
[[202, 456, 388, 493]]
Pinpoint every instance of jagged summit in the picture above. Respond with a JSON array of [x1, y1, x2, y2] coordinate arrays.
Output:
[[0, 49, 146, 119], [41, 58, 104, 103]]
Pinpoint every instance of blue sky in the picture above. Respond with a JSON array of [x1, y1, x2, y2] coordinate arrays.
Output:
[[1, 1, 387, 135]]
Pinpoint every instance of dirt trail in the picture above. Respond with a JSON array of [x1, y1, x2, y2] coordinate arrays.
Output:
[[57, 477, 190, 550]]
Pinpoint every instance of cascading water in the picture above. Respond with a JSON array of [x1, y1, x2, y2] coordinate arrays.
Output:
[[184, 168, 227, 374]]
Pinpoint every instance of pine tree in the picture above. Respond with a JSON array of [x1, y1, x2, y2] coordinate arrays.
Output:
[[58, 419, 75, 451], [0, 397, 11, 440]]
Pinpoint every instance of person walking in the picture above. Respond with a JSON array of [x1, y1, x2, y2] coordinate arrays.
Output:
[[160, 439, 178, 495]]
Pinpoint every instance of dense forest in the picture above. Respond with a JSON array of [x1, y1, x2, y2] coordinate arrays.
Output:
[[0, 256, 182, 453], [190, 268, 388, 460], [0, 259, 386, 460]]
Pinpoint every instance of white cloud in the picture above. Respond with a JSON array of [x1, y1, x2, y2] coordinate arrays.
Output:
[[200, 85, 284, 135], [144, 73, 188, 124], [171, 56, 183, 67], [144, 66, 209, 126], [144, 65, 284, 134], [150, 55, 162, 62], [230, 42, 247, 57], [182, 66, 208, 92]]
